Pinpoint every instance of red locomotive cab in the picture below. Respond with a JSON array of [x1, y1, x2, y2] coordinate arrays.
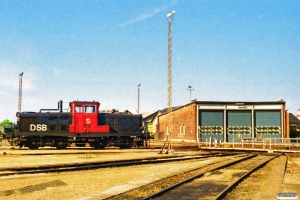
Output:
[[69, 101, 110, 134]]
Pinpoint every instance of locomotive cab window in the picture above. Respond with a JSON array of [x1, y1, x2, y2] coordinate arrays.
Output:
[[84, 105, 95, 113], [76, 106, 82, 113]]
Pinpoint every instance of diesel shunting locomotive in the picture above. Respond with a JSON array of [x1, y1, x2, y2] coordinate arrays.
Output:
[[14, 100, 145, 149]]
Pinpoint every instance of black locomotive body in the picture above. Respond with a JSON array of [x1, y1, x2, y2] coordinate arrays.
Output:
[[15, 100, 145, 149]]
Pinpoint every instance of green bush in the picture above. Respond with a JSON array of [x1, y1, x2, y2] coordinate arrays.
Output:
[[0, 119, 12, 126]]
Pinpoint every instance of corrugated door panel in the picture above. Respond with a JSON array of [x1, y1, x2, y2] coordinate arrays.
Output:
[[255, 111, 281, 126], [200, 111, 223, 126], [227, 111, 251, 126]]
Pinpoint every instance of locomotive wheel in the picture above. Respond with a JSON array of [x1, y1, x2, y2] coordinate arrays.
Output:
[[94, 142, 106, 149], [27, 142, 39, 150], [120, 144, 131, 149], [75, 143, 86, 147], [56, 144, 67, 149], [94, 138, 107, 149], [19, 141, 25, 148], [119, 138, 132, 149], [89, 142, 95, 147], [54, 138, 68, 149]]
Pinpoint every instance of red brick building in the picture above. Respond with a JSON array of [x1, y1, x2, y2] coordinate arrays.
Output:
[[158, 102, 198, 142]]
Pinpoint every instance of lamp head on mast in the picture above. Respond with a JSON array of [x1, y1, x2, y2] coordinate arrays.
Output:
[[166, 11, 176, 21]]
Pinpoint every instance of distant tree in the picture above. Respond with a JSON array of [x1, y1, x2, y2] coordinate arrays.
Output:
[[0, 119, 12, 126], [0, 119, 13, 135]]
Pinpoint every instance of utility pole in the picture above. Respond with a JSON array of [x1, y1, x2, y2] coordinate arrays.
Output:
[[137, 84, 141, 114], [160, 11, 175, 154], [18, 72, 24, 113]]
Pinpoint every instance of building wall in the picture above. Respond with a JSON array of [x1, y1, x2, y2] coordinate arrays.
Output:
[[158, 103, 197, 141]]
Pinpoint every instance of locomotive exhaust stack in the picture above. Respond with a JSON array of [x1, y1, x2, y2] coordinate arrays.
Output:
[[40, 100, 63, 113]]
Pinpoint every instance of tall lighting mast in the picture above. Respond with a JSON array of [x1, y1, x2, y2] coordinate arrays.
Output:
[[161, 10, 175, 154], [18, 72, 24, 113]]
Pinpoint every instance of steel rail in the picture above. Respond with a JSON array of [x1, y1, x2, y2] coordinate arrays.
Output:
[[0, 153, 234, 177], [215, 154, 280, 199], [141, 154, 257, 200]]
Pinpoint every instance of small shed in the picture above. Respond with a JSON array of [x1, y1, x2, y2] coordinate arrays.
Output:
[[143, 111, 160, 140]]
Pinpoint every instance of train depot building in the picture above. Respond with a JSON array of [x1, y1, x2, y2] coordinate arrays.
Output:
[[157, 100, 291, 143]]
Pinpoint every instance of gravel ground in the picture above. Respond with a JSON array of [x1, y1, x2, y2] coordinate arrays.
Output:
[[0, 142, 201, 169], [0, 150, 190, 168], [0, 144, 206, 200], [0, 143, 299, 200], [0, 156, 223, 200]]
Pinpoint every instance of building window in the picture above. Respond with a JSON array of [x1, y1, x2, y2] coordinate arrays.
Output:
[[180, 124, 186, 135], [179, 125, 182, 135]]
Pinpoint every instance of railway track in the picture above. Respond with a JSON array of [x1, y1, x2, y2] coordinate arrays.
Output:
[[140, 154, 280, 200], [0, 153, 235, 177]]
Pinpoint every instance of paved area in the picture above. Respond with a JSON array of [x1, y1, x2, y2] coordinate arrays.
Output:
[[259, 156, 287, 200], [282, 156, 300, 197]]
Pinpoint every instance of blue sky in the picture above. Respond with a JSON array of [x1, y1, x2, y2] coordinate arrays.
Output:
[[0, 0, 299, 122]]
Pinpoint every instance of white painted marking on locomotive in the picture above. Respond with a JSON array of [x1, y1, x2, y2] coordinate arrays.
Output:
[[30, 124, 47, 131]]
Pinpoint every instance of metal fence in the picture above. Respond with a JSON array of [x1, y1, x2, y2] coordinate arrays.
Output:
[[203, 137, 300, 152]]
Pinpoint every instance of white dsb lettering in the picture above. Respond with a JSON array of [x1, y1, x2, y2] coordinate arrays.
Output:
[[29, 124, 47, 131], [30, 124, 36, 131]]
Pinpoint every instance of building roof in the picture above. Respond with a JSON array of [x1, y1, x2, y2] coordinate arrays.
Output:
[[289, 113, 300, 124], [159, 105, 185, 115], [143, 111, 160, 122], [195, 100, 285, 105]]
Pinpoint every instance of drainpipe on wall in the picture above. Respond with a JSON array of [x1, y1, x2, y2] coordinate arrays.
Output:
[[196, 104, 199, 142], [285, 110, 290, 139]]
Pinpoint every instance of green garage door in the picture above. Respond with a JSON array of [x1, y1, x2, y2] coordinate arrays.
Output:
[[227, 111, 252, 140], [199, 111, 224, 142], [255, 110, 281, 138]]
